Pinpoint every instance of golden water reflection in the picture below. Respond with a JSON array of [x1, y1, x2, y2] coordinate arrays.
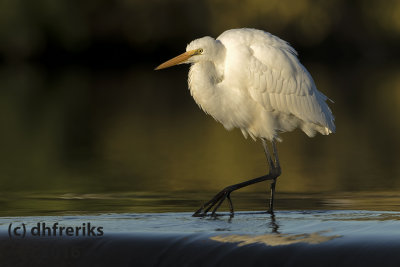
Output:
[[210, 232, 340, 246]]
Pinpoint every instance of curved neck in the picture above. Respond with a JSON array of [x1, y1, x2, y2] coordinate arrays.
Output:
[[189, 61, 222, 90], [188, 61, 224, 116]]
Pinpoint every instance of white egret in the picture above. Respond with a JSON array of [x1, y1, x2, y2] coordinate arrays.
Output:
[[155, 28, 335, 216]]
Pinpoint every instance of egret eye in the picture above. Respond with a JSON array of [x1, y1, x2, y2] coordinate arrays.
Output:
[[197, 48, 204, 54]]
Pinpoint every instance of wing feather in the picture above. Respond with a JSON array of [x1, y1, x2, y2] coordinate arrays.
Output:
[[217, 28, 335, 134], [252, 40, 333, 131]]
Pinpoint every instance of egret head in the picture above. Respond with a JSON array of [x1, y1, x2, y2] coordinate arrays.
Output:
[[155, 36, 224, 70]]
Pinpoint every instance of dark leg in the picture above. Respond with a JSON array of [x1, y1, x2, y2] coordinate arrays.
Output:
[[268, 180, 276, 213], [267, 140, 281, 213], [193, 139, 281, 217]]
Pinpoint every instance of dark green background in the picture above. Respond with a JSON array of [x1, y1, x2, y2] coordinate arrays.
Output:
[[1, 0, 399, 212]]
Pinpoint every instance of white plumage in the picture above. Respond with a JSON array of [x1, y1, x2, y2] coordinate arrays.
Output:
[[186, 28, 335, 141], [155, 28, 335, 216]]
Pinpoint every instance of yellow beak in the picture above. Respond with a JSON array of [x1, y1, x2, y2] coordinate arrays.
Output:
[[154, 49, 198, 70]]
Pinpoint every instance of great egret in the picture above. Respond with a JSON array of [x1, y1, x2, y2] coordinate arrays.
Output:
[[155, 28, 335, 216]]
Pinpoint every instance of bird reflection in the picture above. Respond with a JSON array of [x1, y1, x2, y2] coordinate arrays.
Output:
[[269, 212, 280, 234], [207, 211, 280, 233]]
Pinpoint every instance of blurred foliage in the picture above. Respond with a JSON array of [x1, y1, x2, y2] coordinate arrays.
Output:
[[0, 0, 399, 63], [0, 0, 400, 212]]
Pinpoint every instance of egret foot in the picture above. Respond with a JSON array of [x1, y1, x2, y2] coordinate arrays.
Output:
[[192, 186, 234, 217], [192, 170, 280, 217], [193, 140, 281, 217]]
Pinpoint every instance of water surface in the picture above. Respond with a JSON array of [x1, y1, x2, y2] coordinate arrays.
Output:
[[1, 191, 399, 216]]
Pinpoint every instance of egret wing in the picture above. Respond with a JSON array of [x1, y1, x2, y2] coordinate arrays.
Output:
[[246, 38, 334, 132], [217, 29, 335, 134]]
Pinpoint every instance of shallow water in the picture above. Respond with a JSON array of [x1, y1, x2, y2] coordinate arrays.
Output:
[[1, 191, 400, 216], [2, 194, 400, 266], [2, 209, 399, 236], [3, 190, 400, 235]]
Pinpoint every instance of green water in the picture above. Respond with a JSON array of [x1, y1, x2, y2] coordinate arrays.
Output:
[[1, 191, 399, 216]]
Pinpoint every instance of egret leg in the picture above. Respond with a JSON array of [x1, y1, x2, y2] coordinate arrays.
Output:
[[226, 192, 234, 214], [193, 139, 281, 217], [268, 181, 276, 213], [262, 139, 274, 169], [267, 140, 281, 214]]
